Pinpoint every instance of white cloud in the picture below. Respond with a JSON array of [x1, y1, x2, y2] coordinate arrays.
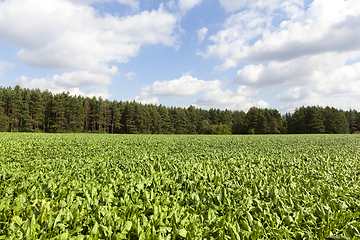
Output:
[[124, 71, 137, 80], [139, 74, 222, 97], [200, 0, 360, 111], [0, 0, 178, 71], [194, 85, 268, 111], [136, 74, 268, 111], [135, 74, 222, 105], [200, 8, 272, 70], [16, 70, 114, 98], [219, 0, 248, 12], [204, 0, 360, 70], [275, 59, 360, 112], [134, 96, 159, 105], [0, 60, 15, 77], [0, 0, 180, 98], [168, 0, 203, 14], [197, 27, 208, 44], [236, 51, 360, 88], [70, 0, 139, 9], [178, 0, 202, 12], [279, 94, 360, 114]]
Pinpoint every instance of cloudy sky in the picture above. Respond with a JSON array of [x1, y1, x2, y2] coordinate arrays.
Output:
[[1, 0, 360, 112]]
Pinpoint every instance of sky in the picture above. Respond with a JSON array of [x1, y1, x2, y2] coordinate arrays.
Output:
[[1, 0, 360, 113]]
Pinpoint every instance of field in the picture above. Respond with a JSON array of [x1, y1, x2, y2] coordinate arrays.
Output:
[[0, 133, 360, 239]]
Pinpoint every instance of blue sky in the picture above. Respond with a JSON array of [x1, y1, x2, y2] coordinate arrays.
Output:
[[1, 0, 360, 113]]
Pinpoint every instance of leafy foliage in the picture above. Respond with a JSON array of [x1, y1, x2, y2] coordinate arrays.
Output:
[[1, 133, 360, 239]]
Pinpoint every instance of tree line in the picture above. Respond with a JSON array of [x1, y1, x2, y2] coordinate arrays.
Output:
[[0, 85, 359, 134]]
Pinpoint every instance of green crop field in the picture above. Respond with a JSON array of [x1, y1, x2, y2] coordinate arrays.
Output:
[[0, 133, 360, 239]]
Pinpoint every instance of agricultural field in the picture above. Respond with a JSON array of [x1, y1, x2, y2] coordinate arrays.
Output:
[[0, 133, 360, 239]]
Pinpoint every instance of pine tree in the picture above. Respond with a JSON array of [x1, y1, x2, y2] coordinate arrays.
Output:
[[0, 88, 9, 131], [51, 93, 67, 132], [245, 107, 268, 134], [232, 110, 246, 134], [158, 105, 173, 133], [10, 85, 23, 132], [345, 109, 359, 133], [22, 88, 32, 132], [292, 107, 307, 133], [102, 100, 112, 133], [68, 96, 85, 132], [89, 96, 99, 132], [110, 100, 123, 134], [30, 89, 45, 132], [41, 90, 53, 132], [124, 101, 136, 133], [149, 105, 162, 134], [186, 105, 198, 134], [306, 106, 324, 134], [84, 98, 91, 132]]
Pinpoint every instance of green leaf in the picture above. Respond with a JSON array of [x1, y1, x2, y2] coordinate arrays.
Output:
[[12, 216, 23, 226], [178, 229, 187, 238], [91, 221, 99, 236]]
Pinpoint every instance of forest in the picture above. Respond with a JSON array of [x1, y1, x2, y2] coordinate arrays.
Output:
[[0, 85, 359, 134]]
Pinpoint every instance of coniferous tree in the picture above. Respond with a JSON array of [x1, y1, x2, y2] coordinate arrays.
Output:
[[10, 85, 23, 132], [124, 101, 136, 133], [102, 100, 111, 133], [345, 109, 359, 133], [42, 90, 53, 132], [110, 100, 122, 134], [292, 107, 307, 133], [266, 109, 283, 134], [307, 106, 325, 133], [134, 104, 146, 133], [221, 109, 233, 126], [30, 89, 45, 132], [245, 107, 268, 134], [232, 110, 246, 134], [68, 96, 85, 132], [148, 105, 162, 134], [22, 88, 32, 132], [0, 88, 9, 131], [89, 96, 99, 133], [323, 107, 349, 134], [84, 98, 91, 132], [51, 93, 67, 132], [186, 105, 198, 134], [1, 85, 360, 135], [158, 105, 172, 133]]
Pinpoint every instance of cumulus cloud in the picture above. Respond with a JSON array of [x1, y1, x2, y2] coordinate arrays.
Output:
[[279, 94, 360, 114], [0, 60, 15, 77], [0, 0, 178, 71], [124, 71, 137, 80], [135, 74, 222, 104], [70, 0, 139, 9], [0, 0, 181, 98], [204, 0, 360, 70], [219, 0, 248, 12], [199, 0, 360, 111], [275, 59, 360, 112], [16, 69, 114, 98], [236, 51, 360, 93], [200, 8, 272, 70], [139, 74, 222, 97], [136, 74, 268, 111], [194, 85, 268, 111], [168, 0, 203, 14], [179, 0, 203, 12], [197, 27, 208, 44]]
